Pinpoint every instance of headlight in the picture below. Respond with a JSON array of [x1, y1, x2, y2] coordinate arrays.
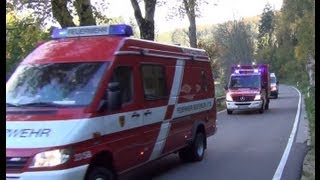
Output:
[[226, 93, 233, 101], [29, 149, 72, 168], [271, 86, 277, 91], [254, 94, 261, 100]]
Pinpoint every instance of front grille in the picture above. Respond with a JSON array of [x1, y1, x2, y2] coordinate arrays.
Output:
[[6, 157, 29, 171], [233, 96, 255, 102]]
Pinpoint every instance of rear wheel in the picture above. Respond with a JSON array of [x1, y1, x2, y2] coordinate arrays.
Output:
[[179, 132, 205, 162], [86, 166, 115, 180], [227, 109, 233, 114]]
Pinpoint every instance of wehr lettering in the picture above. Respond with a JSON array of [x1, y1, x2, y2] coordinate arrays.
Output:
[[6, 129, 51, 138]]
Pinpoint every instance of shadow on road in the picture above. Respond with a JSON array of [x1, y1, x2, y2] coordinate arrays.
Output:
[[119, 154, 184, 180]]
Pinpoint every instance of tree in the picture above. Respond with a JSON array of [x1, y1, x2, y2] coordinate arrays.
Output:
[[6, 11, 50, 78], [215, 19, 255, 83], [183, 0, 197, 47], [8, 0, 109, 28], [130, 0, 157, 40], [257, 3, 275, 49], [171, 28, 189, 46], [167, 0, 217, 48]]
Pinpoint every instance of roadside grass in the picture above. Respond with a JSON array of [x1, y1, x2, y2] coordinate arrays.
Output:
[[300, 88, 315, 180], [285, 80, 315, 180]]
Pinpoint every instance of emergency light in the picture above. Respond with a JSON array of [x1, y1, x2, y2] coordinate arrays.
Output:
[[51, 24, 133, 39]]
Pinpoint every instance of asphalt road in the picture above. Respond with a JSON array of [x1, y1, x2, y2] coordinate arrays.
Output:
[[119, 85, 309, 180]]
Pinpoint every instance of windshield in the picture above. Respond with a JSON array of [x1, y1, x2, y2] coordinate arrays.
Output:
[[6, 62, 108, 107], [270, 76, 277, 83], [229, 75, 261, 89]]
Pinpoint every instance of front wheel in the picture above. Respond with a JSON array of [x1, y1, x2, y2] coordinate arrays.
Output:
[[86, 166, 115, 180], [227, 109, 233, 114], [259, 100, 264, 114]]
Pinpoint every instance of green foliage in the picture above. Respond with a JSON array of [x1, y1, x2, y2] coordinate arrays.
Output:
[[6, 12, 50, 79], [257, 3, 275, 49]]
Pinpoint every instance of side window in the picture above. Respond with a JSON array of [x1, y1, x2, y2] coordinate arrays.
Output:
[[141, 64, 168, 100], [201, 70, 208, 92], [111, 66, 133, 104]]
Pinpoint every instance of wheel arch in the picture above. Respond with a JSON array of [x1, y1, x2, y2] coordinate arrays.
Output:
[[190, 121, 207, 149], [84, 150, 116, 179]]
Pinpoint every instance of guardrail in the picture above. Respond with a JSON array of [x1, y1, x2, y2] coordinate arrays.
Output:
[[216, 96, 225, 105]]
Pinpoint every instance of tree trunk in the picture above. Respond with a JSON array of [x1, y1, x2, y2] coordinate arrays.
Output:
[[74, 0, 96, 26], [307, 53, 315, 87], [130, 0, 156, 40], [51, 0, 75, 27], [183, 0, 197, 48]]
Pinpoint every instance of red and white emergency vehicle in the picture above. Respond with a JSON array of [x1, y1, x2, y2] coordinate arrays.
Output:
[[6, 24, 217, 180], [225, 64, 270, 114]]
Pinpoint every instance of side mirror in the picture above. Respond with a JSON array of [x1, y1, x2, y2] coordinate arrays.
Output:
[[107, 82, 122, 111], [224, 85, 228, 90], [276, 81, 279, 85]]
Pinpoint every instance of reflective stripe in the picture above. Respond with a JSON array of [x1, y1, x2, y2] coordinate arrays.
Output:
[[149, 59, 185, 160]]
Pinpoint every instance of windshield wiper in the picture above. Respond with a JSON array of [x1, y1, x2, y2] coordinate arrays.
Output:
[[17, 102, 63, 107]]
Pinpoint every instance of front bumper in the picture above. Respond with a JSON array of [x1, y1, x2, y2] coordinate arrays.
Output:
[[6, 164, 89, 180], [270, 90, 278, 96], [226, 100, 263, 111]]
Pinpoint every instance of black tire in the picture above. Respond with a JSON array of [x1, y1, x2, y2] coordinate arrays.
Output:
[[179, 132, 205, 162], [227, 109, 232, 114], [86, 167, 115, 180], [275, 94, 278, 99], [259, 106, 264, 113]]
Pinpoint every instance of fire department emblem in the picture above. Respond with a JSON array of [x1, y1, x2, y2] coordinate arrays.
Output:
[[240, 96, 245, 101], [118, 116, 125, 127]]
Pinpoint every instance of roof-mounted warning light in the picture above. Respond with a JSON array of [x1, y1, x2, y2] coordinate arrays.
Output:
[[51, 24, 133, 39]]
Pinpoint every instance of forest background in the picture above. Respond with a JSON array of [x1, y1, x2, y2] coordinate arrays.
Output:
[[6, 0, 314, 179]]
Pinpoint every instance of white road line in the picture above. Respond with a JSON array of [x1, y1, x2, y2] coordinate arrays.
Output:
[[272, 86, 302, 180], [217, 109, 226, 114]]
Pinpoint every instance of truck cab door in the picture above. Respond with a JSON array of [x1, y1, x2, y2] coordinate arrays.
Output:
[[139, 63, 170, 161]]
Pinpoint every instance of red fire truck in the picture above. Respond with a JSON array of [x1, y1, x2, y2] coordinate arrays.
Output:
[[225, 64, 270, 114], [6, 24, 217, 180]]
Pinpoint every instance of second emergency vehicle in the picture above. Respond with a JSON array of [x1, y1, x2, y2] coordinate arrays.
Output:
[[225, 64, 270, 114], [6, 24, 217, 180]]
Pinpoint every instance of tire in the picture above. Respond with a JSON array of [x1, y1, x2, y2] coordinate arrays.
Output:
[[179, 132, 205, 162], [259, 100, 264, 114], [86, 167, 115, 180], [275, 93, 278, 99], [227, 109, 232, 114]]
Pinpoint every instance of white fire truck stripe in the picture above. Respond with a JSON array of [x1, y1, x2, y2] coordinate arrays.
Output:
[[6, 106, 167, 149], [172, 98, 214, 118], [149, 59, 185, 161], [168, 60, 185, 105]]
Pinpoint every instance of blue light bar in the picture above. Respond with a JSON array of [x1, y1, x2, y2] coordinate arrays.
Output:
[[51, 24, 133, 39]]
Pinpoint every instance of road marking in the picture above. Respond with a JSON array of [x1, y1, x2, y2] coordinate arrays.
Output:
[[272, 86, 302, 180], [218, 109, 226, 114]]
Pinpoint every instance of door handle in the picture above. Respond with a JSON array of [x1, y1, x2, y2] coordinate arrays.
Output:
[[131, 112, 140, 118], [144, 110, 152, 116]]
